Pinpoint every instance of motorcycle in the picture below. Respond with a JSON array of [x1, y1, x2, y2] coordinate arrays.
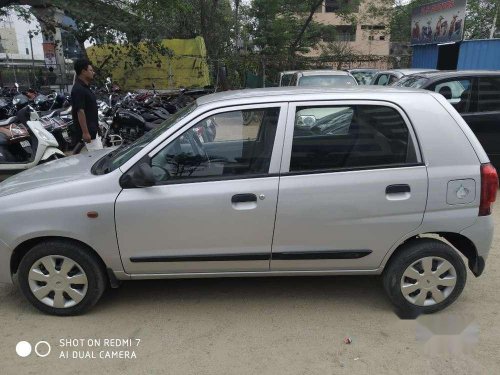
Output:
[[0, 106, 65, 172], [39, 109, 73, 152]]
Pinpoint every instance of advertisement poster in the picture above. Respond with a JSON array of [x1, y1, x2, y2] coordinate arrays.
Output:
[[411, 0, 467, 45], [42, 42, 57, 66]]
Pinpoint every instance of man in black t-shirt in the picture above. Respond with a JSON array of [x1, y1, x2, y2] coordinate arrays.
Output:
[[71, 59, 102, 151]]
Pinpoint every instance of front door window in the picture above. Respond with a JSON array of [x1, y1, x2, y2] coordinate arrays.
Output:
[[151, 108, 281, 183]]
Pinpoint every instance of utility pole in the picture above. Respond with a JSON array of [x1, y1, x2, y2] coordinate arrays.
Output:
[[28, 31, 35, 68], [28, 30, 36, 87]]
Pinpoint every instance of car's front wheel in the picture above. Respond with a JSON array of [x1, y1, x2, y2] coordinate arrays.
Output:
[[383, 238, 467, 317], [17, 240, 107, 316]]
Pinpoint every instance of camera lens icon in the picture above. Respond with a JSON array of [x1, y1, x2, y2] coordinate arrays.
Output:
[[16, 341, 51, 357], [16, 341, 32, 357]]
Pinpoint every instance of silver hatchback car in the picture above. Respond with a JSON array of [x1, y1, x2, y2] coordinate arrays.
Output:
[[0, 87, 496, 316]]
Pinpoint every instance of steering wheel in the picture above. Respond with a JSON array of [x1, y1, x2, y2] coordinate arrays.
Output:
[[188, 130, 210, 165]]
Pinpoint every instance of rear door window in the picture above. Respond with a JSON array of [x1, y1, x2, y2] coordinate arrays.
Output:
[[432, 79, 472, 113], [478, 77, 500, 112], [374, 74, 390, 85], [289, 105, 418, 172]]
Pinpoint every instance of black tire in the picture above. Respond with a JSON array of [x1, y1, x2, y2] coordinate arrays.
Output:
[[383, 238, 467, 317], [17, 240, 107, 316]]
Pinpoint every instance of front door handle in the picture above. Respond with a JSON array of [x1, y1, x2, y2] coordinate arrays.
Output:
[[386, 184, 411, 194], [231, 193, 257, 203]]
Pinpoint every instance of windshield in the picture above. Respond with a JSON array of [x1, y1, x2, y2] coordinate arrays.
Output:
[[93, 102, 197, 175], [298, 75, 357, 87]]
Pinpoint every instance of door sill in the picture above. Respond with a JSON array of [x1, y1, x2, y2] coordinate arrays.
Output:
[[119, 268, 382, 280]]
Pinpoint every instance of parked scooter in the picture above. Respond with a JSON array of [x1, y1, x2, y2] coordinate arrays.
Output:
[[0, 106, 65, 172]]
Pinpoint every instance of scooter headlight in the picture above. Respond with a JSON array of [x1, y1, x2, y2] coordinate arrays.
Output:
[[34, 127, 56, 142]]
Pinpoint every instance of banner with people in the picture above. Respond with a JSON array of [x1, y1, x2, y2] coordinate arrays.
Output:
[[411, 0, 467, 45]]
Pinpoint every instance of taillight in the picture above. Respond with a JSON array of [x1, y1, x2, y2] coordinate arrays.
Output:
[[479, 163, 498, 216]]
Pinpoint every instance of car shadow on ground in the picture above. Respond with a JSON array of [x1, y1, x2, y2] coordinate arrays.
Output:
[[93, 275, 396, 314]]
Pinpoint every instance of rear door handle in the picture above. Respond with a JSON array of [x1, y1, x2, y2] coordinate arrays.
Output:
[[386, 184, 411, 194], [231, 193, 257, 203]]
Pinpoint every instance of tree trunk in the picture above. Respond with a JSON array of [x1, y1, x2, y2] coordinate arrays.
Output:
[[288, 0, 324, 56]]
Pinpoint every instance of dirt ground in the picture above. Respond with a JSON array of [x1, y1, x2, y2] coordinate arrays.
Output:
[[0, 189, 499, 374]]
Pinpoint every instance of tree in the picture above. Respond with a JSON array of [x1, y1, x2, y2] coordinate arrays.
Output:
[[1, 0, 173, 81], [132, 0, 235, 60], [320, 40, 358, 69], [465, 0, 499, 39]]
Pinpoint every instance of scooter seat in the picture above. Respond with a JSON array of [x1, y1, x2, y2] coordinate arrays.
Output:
[[0, 116, 17, 126]]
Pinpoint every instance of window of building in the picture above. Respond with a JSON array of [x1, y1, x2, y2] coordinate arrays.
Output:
[[323, 25, 356, 42], [290, 105, 417, 172], [361, 25, 386, 31], [368, 36, 374, 41], [25, 48, 29, 55], [379, 35, 385, 40], [325, 0, 358, 13]]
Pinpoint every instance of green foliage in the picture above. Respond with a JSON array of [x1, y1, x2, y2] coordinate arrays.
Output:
[[132, 0, 235, 59], [465, 0, 499, 39], [249, 0, 322, 57]]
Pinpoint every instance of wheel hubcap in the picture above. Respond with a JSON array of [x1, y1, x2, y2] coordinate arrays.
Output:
[[400, 256, 457, 307], [28, 255, 88, 309]]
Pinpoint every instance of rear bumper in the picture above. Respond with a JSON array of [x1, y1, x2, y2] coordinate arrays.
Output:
[[460, 215, 494, 276], [0, 238, 13, 284]]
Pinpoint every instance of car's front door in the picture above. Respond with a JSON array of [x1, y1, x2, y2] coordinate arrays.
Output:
[[271, 101, 428, 271], [115, 103, 287, 274]]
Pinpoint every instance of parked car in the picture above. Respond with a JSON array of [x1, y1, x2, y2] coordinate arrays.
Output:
[[347, 68, 379, 85], [393, 70, 500, 169], [289, 70, 358, 87], [279, 71, 298, 87], [370, 69, 437, 86], [0, 86, 496, 316]]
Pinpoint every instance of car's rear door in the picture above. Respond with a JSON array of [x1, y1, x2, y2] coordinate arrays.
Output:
[[270, 101, 428, 271]]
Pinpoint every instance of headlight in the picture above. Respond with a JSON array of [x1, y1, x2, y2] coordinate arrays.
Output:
[[12, 97, 20, 105]]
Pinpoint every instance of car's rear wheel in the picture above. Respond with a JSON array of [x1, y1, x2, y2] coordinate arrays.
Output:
[[17, 240, 107, 316], [383, 238, 467, 317]]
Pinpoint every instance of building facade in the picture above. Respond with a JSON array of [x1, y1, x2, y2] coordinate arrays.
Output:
[[0, 11, 44, 64], [309, 0, 390, 59]]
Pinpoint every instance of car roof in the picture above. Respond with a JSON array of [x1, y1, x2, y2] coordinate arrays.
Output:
[[280, 70, 298, 75], [403, 70, 500, 79], [348, 68, 379, 72], [376, 69, 437, 75], [297, 70, 350, 76], [197, 86, 429, 106]]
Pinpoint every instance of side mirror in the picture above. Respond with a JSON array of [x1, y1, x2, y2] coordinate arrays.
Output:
[[129, 162, 156, 188]]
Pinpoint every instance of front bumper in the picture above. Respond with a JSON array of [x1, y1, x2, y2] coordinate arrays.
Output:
[[0, 238, 13, 284]]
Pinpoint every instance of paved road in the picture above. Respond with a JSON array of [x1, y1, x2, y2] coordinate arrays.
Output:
[[0, 193, 499, 374]]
